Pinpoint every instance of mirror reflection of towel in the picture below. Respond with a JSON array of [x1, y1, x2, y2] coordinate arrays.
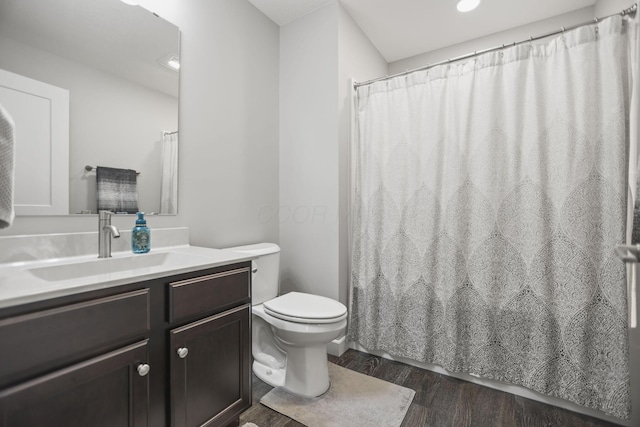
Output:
[[0, 105, 15, 229], [96, 166, 138, 214]]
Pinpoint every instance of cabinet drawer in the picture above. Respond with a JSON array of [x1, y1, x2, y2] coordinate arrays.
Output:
[[0, 289, 149, 384], [168, 268, 250, 323]]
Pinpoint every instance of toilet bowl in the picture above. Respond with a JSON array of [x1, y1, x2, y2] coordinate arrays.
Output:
[[226, 243, 347, 397]]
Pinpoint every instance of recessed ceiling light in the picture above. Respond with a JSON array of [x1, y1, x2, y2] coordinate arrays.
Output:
[[457, 0, 481, 12], [158, 54, 180, 72], [167, 58, 181, 71]]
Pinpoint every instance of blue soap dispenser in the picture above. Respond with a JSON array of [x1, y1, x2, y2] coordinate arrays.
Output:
[[132, 212, 150, 254]]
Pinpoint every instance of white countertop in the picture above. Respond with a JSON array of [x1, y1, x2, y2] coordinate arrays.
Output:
[[0, 245, 254, 309]]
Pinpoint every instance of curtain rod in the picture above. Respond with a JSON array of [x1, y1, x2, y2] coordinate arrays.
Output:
[[354, 3, 638, 89]]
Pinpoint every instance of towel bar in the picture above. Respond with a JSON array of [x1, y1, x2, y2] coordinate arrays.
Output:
[[85, 165, 140, 175]]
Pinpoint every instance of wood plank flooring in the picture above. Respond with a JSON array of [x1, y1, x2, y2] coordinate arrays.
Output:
[[239, 349, 623, 427]]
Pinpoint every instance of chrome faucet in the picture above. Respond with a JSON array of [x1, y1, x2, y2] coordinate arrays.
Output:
[[98, 210, 120, 258]]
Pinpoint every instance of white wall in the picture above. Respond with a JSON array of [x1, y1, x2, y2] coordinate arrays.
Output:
[[595, 0, 635, 15], [147, 0, 280, 248], [279, 2, 340, 299], [278, 1, 386, 303], [0, 0, 280, 249]]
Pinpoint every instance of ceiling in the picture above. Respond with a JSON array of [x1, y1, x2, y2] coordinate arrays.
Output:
[[249, 0, 335, 26], [248, 0, 597, 62]]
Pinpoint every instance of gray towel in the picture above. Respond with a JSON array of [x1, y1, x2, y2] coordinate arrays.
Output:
[[0, 105, 15, 229], [96, 166, 139, 214]]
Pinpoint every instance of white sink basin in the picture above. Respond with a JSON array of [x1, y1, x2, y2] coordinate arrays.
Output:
[[27, 251, 213, 282]]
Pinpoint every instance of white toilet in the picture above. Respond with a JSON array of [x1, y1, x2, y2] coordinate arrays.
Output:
[[226, 243, 347, 397]]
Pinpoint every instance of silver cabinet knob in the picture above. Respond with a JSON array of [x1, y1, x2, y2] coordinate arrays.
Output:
[[137, 363, 150, 377], [252, 267, 258, 273], [177, 347, 189, 359]]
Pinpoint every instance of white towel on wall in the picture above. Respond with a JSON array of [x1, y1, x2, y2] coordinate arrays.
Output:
[[0, 104, 15, 229]]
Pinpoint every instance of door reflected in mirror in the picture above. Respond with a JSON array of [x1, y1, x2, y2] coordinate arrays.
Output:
[[0, 0, 180, 215]]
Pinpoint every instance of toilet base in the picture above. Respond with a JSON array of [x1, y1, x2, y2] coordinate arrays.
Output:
[[284, 344, 330, 397], [253, 359, 285, 388], [253, 344, 331, 397]]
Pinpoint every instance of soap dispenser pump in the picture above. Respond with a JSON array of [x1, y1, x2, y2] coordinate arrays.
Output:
[[132, 212, 150, 254]]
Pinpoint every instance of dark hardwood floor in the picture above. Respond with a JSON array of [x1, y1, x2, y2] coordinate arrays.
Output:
[[239, 349, 622, 427]]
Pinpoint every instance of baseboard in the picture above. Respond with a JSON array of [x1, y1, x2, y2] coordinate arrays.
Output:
[[327, 335, 348, 357]]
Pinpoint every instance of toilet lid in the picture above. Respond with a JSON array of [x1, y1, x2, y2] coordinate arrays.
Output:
[[263, 292, 347, 324]]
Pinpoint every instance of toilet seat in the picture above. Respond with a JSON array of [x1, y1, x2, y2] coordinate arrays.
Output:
[[263, 292, 347, 324]]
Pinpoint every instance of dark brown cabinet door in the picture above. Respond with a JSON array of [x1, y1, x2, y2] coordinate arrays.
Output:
[[170, 304, 251, 427], [0, 340, 150, 427]]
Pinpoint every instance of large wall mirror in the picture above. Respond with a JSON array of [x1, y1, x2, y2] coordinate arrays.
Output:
[[0, 0, 180, 215]]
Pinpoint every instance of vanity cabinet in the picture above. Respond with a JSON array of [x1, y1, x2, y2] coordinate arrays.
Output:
[[0, 340, 149, 427], [168, 270, 252, 427], [0, 261, 252, 427], [170, 305, 251, 427]]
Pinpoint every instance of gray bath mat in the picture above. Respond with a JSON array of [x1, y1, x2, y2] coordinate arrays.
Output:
[[260, 363, 415, 427]]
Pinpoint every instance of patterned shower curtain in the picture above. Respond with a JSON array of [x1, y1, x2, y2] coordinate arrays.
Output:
[[350, 14, 637, 419], [160, 131, 178, 215]]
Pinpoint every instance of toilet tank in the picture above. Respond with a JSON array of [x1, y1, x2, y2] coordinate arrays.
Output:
[[225, 243, 280, 305]]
